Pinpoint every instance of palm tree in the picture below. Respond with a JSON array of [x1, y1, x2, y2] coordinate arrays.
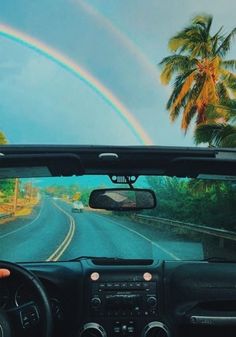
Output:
[[159, 14, 236, 133]]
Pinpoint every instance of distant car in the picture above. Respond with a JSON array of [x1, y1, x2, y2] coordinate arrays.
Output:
[[71, 201, 84, 213]]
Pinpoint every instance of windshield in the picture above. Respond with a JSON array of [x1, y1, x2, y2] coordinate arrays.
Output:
[[0, 175, 235, 262], [0, 1, 235, 263], [0, 1, 235, 146]]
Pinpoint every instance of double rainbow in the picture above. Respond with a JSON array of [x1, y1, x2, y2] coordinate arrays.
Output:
[[0, 24, 153, 145]]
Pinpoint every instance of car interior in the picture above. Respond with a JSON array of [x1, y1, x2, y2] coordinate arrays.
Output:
[[0, 145, 235, 337], [0, 1, 235, 337]]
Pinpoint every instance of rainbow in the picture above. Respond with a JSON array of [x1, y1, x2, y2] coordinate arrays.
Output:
[[0, 24, 153, 145], [78, 0, 160, 82]]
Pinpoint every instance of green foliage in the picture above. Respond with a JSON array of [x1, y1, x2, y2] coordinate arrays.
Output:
[[147, 177, 236, 230], [79, 189, 91, 206], [0, 179, 15, 200], [159, 13, 236, 139], [194, 99, 236, 147], [0, 131, 8, 145], [195, 123, 236, 147]]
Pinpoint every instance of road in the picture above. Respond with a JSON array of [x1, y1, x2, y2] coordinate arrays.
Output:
[[0, 198, 203, 262]]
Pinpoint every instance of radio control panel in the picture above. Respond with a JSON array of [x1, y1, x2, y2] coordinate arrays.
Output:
[[82, 267, 162, 337], [89, 281, 158, 318]]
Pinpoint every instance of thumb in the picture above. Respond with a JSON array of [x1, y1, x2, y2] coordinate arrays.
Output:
[[0, 269, 11, 278]]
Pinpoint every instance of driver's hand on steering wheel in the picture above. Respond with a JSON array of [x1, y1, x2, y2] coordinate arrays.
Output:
[[0, 268, 10, 278]]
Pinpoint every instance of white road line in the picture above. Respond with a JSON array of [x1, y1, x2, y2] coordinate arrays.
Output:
[[46, 202, 75, 261], [0, 201, 44, 239], [95, 213, 180, 260]]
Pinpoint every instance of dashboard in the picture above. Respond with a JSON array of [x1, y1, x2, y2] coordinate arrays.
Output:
[[2, 259, 236, 337]]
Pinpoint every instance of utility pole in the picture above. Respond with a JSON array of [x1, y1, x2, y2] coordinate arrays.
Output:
[[13, 178, 19, 215]]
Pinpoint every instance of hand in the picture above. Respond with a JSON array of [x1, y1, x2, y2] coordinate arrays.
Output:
[[0, 269, 10, 278]]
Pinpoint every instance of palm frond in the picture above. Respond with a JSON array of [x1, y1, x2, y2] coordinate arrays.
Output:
[[181, 105, 197, 131], [171, 72, 195, 111], [220, 70, 236, 92], [192, 14, 213, 30], [211, 26, 224, 55], [167, 69, 197, 115], [216, 82, 231, 101], [159, 55, 196, 85], [168, 98, 184, 122], [214, 100, 236, 118], [215, 27, 236, 57], [204, 104, 228, 120], [168, 38, 185, 52], [194, 123, 236, 147], [168, 25, 210, 56], [221, 100, 236, 114], [221, 133, 236, 147], [221, 59, 236, 71]]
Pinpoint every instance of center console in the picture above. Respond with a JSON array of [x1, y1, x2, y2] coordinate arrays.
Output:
[[80, 261, 171, 337]]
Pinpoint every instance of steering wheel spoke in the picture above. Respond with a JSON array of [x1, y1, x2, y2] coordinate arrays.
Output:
[[6, 301, 40, 331]]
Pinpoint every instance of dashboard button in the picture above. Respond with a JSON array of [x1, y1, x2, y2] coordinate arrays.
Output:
[[128, 326, 134, 333], [135, 282, 142, 288], [113, 326, 120, 333], [147, 296, 157, 307], [91, 297, 101, 308], [114, 283, 120, 288]]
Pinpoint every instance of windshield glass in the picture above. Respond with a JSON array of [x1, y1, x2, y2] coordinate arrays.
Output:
[[0, 0, 235, 147], [0, 1, 235, 263], [0, 175, 235, 262]]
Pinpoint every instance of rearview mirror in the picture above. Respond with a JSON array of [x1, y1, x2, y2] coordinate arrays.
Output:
[[89, 188, 156, 211]]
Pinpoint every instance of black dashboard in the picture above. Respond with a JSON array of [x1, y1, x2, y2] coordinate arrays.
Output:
[[2, 259, 236, 337]]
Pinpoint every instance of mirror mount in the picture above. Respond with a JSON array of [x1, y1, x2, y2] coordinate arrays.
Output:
[[109, 175, 138, 188]]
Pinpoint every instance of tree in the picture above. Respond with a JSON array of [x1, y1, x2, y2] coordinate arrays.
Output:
[[147, 176, 235, 230], [0, 131, 7, 144], [0, 132, 13, 202], [159, 14, 236, 133], [72, 192, 81, 201], [0, 180, 15, 200]]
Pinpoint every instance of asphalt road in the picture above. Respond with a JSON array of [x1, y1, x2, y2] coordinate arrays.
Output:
[[0, 198, 204, 262]]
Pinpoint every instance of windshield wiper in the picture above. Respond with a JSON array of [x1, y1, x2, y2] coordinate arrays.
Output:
[[203, 257, 236, 263]]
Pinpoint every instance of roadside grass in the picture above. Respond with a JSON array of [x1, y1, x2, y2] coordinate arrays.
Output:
[[0, 198, 39, 225]]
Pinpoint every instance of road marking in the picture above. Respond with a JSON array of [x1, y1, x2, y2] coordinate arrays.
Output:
[[0, 201, 44, 239], [47, 202, 75, 261], [95, 213, 180, 261]]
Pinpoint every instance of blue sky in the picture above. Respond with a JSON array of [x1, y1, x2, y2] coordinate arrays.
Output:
[[0, 0, 235, 146]]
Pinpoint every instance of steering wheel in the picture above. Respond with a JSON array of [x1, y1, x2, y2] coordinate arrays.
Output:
[[0, 261, 53, 337]]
